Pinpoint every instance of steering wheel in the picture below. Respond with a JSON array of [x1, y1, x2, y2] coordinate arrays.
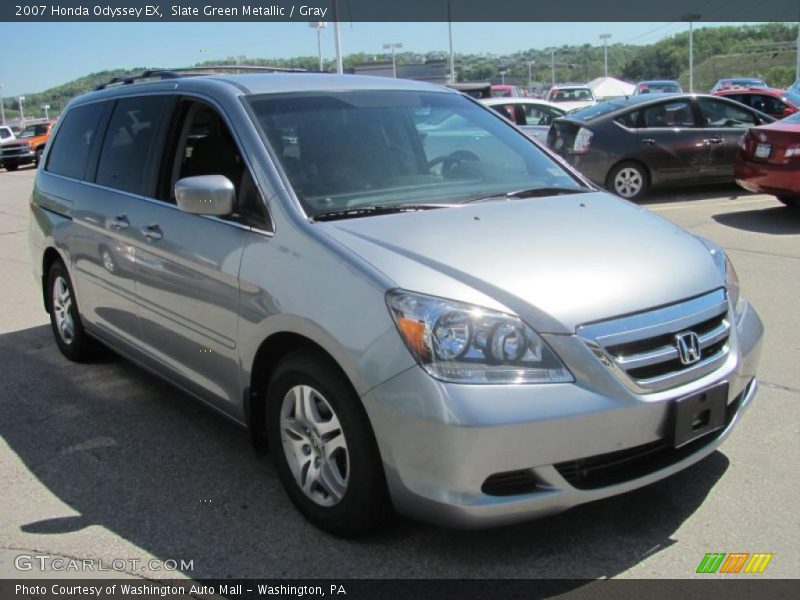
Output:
[[428, 150, 481, 178]]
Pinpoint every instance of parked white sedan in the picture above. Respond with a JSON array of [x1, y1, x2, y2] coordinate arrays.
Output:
[[545, 85, 597, 113], [481, 97, 566, 142]]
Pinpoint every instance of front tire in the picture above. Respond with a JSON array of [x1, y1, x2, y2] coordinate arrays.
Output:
[[46, 261, 99, 362], [266, 350, 389, 536], [607, 161, 649, 200], [777, 196, 799, 208], [34, 147, 43, 167], [5, 163, 18, 172]]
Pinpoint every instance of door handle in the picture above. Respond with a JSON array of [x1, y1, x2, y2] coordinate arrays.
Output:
[[140, 224, 163, 241], [641, 138, 656, 145], [705, 138, 724, 145], [110, 215, 130, 230]]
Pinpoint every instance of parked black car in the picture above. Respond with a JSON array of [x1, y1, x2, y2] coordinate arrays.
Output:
[[546, 94, 774, 199]]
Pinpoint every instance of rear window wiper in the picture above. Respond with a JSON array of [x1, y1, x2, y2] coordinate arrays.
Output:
[[312, 204, 453, 222], [465, 186, 591, 204]]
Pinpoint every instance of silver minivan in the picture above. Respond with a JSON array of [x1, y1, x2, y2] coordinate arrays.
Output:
[[29, 72, 763, 535]]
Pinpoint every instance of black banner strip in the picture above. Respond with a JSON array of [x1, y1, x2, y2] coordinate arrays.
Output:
[[3, 0, 800, 23]]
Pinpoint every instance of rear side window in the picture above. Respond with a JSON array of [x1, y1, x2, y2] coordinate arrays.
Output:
[[96, 95, 172, 195], [46, 104, 104, 180], [642, 100, 696, 128], [614, 110, 641, 128], [698, 98, 757, 129]]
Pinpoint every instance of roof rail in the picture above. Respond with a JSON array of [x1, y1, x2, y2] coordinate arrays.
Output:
[[93, 65, 307, 90]]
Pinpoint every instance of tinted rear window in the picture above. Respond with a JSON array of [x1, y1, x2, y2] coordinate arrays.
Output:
[[569, 102, 623, 121], [46, 104, 105, 180], [96, 95, 172, 195]]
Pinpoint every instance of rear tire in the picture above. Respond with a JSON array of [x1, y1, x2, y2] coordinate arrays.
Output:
[[266, 349, 389, 536], [607, 161, 650, 200], [777, 196, 799, 208], [46, 261, 100, 362]]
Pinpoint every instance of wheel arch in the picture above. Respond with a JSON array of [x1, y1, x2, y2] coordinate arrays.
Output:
[[245, 330, 363, 451], [41, 246, 66, 312]]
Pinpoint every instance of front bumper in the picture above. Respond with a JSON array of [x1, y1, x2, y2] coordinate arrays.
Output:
[[1, 148, 36, 166], [363, 301, 763, 528]]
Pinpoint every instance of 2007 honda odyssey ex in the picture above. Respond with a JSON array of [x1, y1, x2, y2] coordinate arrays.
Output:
[[29, 71, 763, 536]]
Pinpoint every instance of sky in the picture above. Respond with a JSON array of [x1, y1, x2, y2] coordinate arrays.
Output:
[[0, 21, 763, 96]]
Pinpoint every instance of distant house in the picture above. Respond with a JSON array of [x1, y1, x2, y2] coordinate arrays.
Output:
[[351, 60, 451, 85]]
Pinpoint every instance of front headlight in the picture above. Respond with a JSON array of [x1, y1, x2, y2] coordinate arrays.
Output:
[[699, 237, 743, 317], [386, 290, 573, 384]]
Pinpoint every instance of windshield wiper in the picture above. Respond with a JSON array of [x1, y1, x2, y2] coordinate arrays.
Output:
[[312, 204, 452, 222], [465, 186, 590, 204]]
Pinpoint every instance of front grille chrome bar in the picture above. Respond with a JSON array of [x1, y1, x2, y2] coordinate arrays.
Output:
[[578, 289, 731, 393]]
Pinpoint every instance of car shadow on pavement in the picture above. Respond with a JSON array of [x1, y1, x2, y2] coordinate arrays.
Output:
[[712, 206, 800, 234], [0, 325, 729, 582]]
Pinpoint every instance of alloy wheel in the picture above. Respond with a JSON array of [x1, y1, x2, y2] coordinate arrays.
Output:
[[52, 276, 75, 344], [614, 167, 643, 198], [280, 384, 349, 507]]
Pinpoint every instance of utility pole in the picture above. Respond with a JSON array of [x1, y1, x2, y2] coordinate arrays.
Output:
[[682, 14, 701, 93], [308, 22, 326, 71], [550, 49, 555, 86], [448, 0, 455, 83], [332, 0, 343, 74], [383, 42, 402, 78], [600, 33, 612, 77], [0, 84, 5, 126]]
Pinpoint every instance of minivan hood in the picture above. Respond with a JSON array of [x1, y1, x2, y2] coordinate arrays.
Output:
[[319, 192, 723, 333]]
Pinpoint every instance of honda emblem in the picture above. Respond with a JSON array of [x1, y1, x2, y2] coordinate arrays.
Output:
[[675, 332, 701, 365]]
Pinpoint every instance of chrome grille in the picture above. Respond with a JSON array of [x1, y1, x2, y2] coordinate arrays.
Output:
[[577, 290, 731, 393]]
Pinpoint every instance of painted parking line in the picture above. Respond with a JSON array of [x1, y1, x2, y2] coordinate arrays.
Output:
[[647, 197, 776, 211]]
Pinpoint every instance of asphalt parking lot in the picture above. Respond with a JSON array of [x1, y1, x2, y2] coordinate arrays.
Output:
[[0, 166, 797, 582]]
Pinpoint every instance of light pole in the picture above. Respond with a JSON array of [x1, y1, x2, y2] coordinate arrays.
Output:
[[682, 14, 701, 93], [18, 96, 25, 126], [0, 84, 5, 126], [43, 104, 50, 120], [308, 21, 327, 71], [332, 0, 343, 74], [447, 0, 455, 83], [599, 33, 612, 77], [499, 68, 507, 85], [550, 49, 556, 86], [383, 42, 403, 78]]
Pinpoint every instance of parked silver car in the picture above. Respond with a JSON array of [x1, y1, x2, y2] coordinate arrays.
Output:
[[29, 72, 763, 535]]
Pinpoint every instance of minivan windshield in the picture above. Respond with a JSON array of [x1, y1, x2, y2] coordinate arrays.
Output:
[[247, 90, 586, 218]]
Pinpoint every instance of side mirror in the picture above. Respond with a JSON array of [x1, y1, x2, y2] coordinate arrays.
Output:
[[175, 175, 235, 216], [782, 107, 794, 117]]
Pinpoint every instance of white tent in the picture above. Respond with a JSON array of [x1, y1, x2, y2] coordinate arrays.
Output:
[[587, 77, 636, 101]]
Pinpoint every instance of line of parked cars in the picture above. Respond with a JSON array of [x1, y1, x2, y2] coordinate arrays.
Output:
[[482, 75, 799, 205], [0, 120, 55, 171]]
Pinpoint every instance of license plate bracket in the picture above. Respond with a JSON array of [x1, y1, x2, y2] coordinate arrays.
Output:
[[755, 143, 771, 158], [672, 382, 728, 448]]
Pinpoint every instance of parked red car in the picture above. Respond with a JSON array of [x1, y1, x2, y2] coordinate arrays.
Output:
[[714, 88, 800, 120], [735, 112, 800, 207]]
